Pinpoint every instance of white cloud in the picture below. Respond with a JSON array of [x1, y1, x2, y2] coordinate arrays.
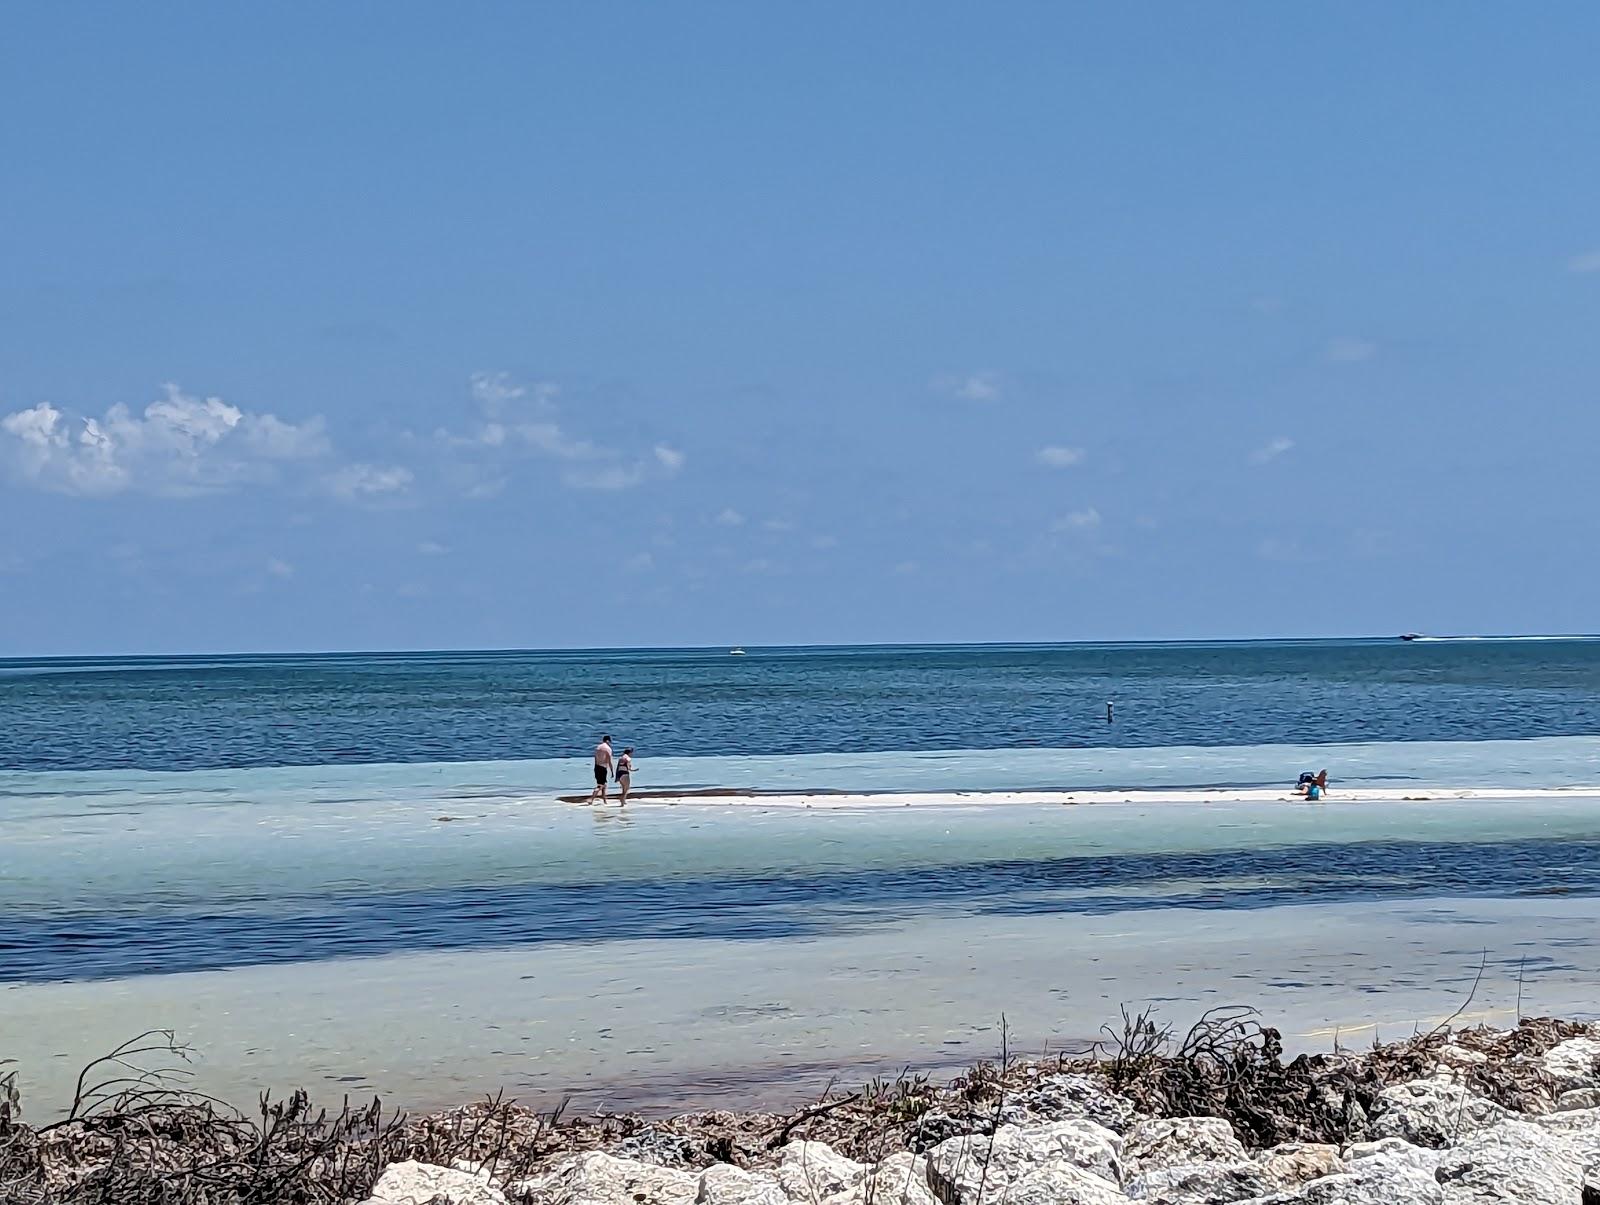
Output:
[[266, 558, 295, 579], [518, 422, 598, 460], [470, 371, 523, 410], [623, 551, 655, 573], [1568, 250, 1600, 274], [762, 518, 797, 532], [247, 414, 331, 459], [469, 371, 557, 413], [417, 540, 449, 556], [441, 378, 585, 457], [0, 385, 330, 497], [1051, 508, 1102, 532], [1325, 336, 1377, 364], [1251, 437, 1295, 464], [934, 371, 1002, 402], [893, 560, 919, 574], [326, 463, 413, 499], [442, 373, 683, 492], [1037, 445, 1085, 469], [811, 534, 839, 550], [1, 403, 64, 447], [715, 507, 745, 527]]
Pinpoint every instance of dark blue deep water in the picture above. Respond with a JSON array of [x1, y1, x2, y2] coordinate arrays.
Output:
[[3, 638, 1600, 772]]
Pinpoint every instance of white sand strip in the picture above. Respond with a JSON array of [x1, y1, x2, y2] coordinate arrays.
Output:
[[616, 785, 1600, 809]]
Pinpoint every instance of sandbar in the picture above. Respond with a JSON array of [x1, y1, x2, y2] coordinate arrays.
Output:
[[563, 784, 1600, 808]]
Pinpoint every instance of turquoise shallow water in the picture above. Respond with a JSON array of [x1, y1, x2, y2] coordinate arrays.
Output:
[[4, 737, 1600, 982], [11, 894, 1600, 1115]]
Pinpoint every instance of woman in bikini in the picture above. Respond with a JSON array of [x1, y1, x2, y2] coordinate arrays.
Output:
[[615, 747, 635, 804]]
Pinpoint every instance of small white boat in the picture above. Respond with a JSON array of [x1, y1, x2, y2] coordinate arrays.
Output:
[[729, 647, 747, 656]]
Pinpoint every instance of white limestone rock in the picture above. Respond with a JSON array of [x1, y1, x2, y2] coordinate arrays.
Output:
[[1341, 1136, 1444, 1173], [1232, 1161, 1443, 1204], [926, 1118, 1123, 1202], [1434, 1118, 1592, 1204], [1367, 1076, 1509, 1147], [773, 1141, 865, 1203], [514, 1151, 698, 1205], [1555, 1087, 1600, 1112], [1251, 1144, 1343, 1190], [1528, 1103, 1600, 1139], [1001, 1161, 1132, 1205], [1123, 1117, 1248, 1172], [697, 1164, 788, 1205], [821, 1153, 940, 1205], [1542, 1037, 1600, 1093], [1125, 1160, 1269, 1203], [365, 1160, 508, 1205]]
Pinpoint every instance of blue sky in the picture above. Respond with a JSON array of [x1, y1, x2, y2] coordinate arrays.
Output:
[[3, 4, 1598, 654]]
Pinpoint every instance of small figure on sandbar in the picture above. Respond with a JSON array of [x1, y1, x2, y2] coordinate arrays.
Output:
[[1294, 769, 1329, 800], [589, 734, 614, 804], [616, 747, 635, 804]]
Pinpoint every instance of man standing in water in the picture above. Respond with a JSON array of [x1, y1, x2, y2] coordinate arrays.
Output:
[[589, 734, 614, 803]]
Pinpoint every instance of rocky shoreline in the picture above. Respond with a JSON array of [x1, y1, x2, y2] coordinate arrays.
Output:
[[5, 1010, 1600, 1203]]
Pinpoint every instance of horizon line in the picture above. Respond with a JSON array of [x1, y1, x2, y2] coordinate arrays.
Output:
[[5, 632, 1599, 663]]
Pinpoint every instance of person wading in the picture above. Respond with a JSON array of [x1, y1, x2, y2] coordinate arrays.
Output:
[[589, 734, 614, 804], [616, 746, 635, 805]]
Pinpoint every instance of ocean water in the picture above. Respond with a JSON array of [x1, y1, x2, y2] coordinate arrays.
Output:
[[4, 638, 1600, 1113], [5, 637, 1600, 771]]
